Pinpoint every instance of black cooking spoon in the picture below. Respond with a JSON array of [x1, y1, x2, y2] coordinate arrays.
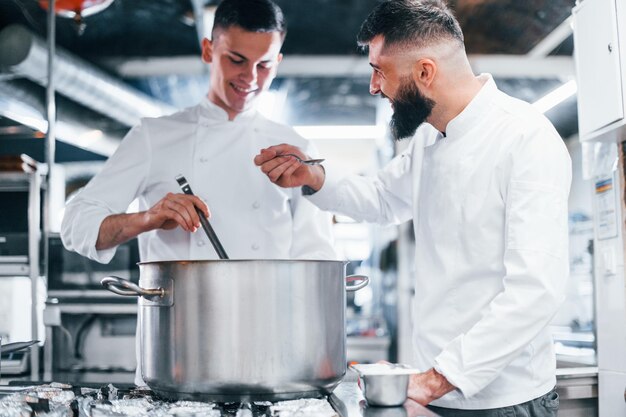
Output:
[[175, 175, 229, 259]]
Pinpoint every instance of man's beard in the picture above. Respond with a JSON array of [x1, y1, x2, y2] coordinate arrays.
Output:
[[388, 77, 435, 140]]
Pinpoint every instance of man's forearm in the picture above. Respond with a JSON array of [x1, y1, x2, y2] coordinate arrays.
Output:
[[95, 212, 147, 250]]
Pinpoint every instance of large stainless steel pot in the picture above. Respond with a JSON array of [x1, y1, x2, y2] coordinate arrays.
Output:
[[101, 259, 368, 402]]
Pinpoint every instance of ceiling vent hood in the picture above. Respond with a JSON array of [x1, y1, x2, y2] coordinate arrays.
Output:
[[0, 24, 176, 127], [0, 80, 122, 157]]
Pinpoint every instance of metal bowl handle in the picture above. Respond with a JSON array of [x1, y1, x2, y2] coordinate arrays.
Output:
[[101, 276, 165, 298], [345, 275, 369, 292]]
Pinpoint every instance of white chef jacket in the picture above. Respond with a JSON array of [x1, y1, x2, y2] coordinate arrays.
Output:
[[307, 74, 571, 409], [61, 97, 336, 263]]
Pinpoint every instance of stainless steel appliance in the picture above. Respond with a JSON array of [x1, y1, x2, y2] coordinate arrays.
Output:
[[0, 170, 43, 380], [44, 234, 140, 381], [47, 234, 139, 295], [0, 340, 37, 379], [0, 190, 29, 261], [102, 259, 369, 402]]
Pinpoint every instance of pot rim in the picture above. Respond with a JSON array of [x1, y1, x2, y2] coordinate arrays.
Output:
[[137, 259, 349, 266]]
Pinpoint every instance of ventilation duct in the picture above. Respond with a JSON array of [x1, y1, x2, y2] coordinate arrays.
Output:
[[0, 80, 122, 156], [0, 24, 176, 127]]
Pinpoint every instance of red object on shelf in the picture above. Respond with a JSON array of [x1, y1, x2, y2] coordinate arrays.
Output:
[[38, 0, 114, 34], [38, 0, 114, 19]]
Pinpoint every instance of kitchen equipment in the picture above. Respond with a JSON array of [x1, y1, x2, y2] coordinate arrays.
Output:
[[45, 235, 139, 381], [175, 175, 229, 259], [101, 259, 369, 402], [1, 340, 38, 355], [350, 363, 420, 407], [0, 381, 442, 417], [0, 339, 38, 379], [1, 380, 433, 417], [48, 233, 140, 291], [277, 154, 325, 166], [0, 172, 40, 264], [0, 170, 44, 380]]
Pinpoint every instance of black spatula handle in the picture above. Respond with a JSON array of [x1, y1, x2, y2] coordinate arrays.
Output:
[[175, 175, 229, 260]]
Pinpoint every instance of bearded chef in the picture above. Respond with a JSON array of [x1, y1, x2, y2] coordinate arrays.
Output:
[[255, 1, 571, 416], [61, 0, 335, 386]]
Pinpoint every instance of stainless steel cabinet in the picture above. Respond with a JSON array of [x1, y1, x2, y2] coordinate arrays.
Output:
[[573, 0, 624, 138], [0, 171, 44, 380]]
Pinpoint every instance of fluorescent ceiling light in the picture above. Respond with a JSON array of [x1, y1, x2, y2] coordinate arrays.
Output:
[[0, 97, 49, 132], [75, 129, 104, 147], [0, 101, 118, 156], [532, 80, 577, 113], [293, 125, 385, 140], [4, 110, 48, 133]]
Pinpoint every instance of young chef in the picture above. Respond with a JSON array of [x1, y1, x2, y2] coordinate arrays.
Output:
[[61, 0, 335, 385], [254, 0, 571, 415]]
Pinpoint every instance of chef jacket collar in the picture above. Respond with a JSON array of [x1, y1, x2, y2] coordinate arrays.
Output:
[[442, 73, 496, 141], [199, 96, 257, 124]]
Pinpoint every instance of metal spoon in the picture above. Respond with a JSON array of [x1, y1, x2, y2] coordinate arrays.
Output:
[[277, 153, 325, 165]]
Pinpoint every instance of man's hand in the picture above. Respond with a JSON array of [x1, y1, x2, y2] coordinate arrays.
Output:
[[407, 368, 456, 406], [96, 193, 210, 251], [142, 192, 209, 233], [254, 144, 325, 191]]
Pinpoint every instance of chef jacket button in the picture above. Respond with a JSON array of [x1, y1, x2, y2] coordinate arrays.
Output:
[[251, 243, 260, 250], [197, 240, 206, 247], [199, 156, 208, 163], [252, 201, 260, 209]]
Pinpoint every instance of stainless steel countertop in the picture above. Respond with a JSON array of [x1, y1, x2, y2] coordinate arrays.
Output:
[[0, 367, 597, 416], [331, 381, 440, 417], [330, 366, 600, 416], [555, 366, 598, 400]]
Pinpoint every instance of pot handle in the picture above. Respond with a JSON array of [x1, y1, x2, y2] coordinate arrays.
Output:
[[345, 275, 369, 292], [101, 276, 165, 298]]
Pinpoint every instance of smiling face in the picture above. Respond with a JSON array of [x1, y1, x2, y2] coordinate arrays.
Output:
[[202, 25, 283, 120], [367, 35, 435, 140]]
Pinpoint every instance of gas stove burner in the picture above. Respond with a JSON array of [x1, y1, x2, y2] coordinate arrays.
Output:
[[0, 382, 340, 417]]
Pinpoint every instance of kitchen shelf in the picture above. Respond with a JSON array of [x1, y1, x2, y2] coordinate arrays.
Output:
[[0, 263, 30, 276]]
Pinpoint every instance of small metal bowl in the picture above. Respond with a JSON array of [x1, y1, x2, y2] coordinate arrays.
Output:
[[351, 364, 420, 407]]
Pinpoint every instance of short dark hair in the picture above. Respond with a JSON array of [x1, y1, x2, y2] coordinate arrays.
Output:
[[357, 0, 464, 51], [212, 0, 287, 40]]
